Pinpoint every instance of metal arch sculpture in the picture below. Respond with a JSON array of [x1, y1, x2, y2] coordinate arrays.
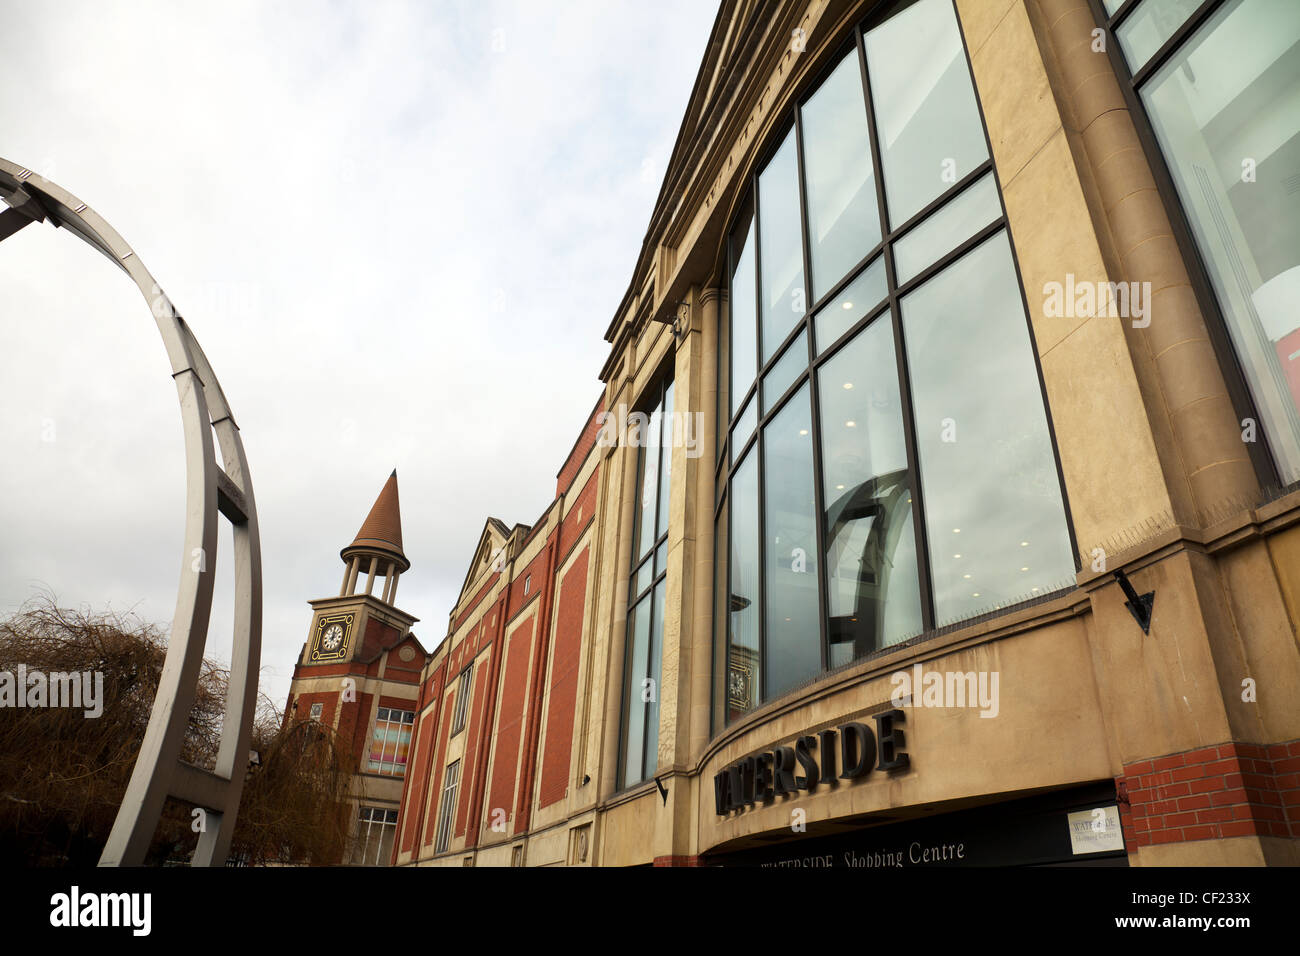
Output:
[[0, 158, 263, 867]]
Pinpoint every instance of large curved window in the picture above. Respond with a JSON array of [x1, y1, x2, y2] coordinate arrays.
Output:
[[713, 0, 1075, 727]]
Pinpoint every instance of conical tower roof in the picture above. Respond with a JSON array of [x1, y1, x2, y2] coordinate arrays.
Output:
[[341, 470, 410, 572]]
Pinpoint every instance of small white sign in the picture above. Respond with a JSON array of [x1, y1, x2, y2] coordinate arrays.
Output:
[[1067, 805, 1124, 854]]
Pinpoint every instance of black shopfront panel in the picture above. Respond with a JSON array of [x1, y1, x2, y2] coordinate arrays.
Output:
[[705, 783, 1128, 868]]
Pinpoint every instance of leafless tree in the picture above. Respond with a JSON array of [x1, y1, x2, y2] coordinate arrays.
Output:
[[0, 592, 355, 866]]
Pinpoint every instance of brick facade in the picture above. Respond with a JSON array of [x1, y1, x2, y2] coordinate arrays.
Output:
[[538, 547, 589, 809], [1118, 740, 1300, 850]]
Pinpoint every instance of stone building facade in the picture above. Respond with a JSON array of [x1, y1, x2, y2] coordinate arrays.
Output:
[[385, 0, 1299, 866]]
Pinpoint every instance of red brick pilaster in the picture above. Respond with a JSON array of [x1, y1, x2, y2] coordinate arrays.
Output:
[[1116, 739, 1300, 851]]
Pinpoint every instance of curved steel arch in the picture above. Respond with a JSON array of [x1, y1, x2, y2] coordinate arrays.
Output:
[[0, 157, 263, 867]]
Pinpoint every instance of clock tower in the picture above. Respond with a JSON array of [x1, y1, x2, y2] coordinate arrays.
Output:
[[285, 470, 428, 865]]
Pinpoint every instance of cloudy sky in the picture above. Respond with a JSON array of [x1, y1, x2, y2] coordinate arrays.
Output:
[[0, 0, 718, 707]]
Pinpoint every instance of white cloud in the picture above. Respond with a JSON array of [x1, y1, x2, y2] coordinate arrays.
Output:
[[0, 0, 718, 706]]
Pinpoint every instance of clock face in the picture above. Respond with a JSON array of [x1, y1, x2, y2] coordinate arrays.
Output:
[[312, 614, 353, 662], [322, 624, 344, 651]]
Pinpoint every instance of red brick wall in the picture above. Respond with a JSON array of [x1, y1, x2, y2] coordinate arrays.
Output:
[[423, 689, 455, 848], [558, 470, 598, 560], [382, 640, 424, 683], [1118, 739, 1300, 850], [360, 618, 399, 659], [538, 547, 589, 809], [290, 691, 338, 730], [453, 571, 500, 632], [556, 399, 605, 497], [486, 620, 535, 834], [507, 549, 550, 621], [401, 702, 437, 854], [330, 692, 373, 769], [298, 661, 361, 679], [454, 657, 493, 837]]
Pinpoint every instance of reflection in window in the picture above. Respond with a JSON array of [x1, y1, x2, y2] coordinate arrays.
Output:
[[729, 199, 758, 420], [1139, 0, 1300, 482], [763, 384, 821, 698], [732, 393, 758, 460], [367, 707, 414, 776], [726, 452, 760, 720], [892, 172, 1002, 284], [759, 128, 807, 361], [801, 46, 880, 300], [712, 497, 729, 735], [902, 233, 1075, 624], [632, 404, 661, 562], [819, 317, 923, 659], [814, 254, 888, 353], [762, 330, 809, 414], [864, 0, 989, 227], [1116, 0, 1201, 71]]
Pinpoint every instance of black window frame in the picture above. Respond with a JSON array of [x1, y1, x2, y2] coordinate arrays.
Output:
[[450, 663, 473, 737], [434, 759, 461, 855]]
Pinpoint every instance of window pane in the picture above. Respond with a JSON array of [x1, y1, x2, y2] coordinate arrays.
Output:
[[621, 596, 651, 789], [1141, 0, 1300, 482], [631, 553, 653, 601], [632, 410, 661, 560], [893, 172, 1002, 284], [801, 46, 881, 299], [814, 255, 888, 354], [758, 128, 807, 362], [656, 382, 674, 540], [762, 328, 808, 414], [864, 0, 989, 227], [644, 581, 665, 780], [654, 539, 668, 576], [818, 316, 924, 661], [730, 203, 758, 419], [1117, 0, 1201, 71], [732, 392, 758, 462], [727, 453, 761, 721], [712, 497, 729, 733], [762, 383, 821, 698], [902, 232, 1074, 624]]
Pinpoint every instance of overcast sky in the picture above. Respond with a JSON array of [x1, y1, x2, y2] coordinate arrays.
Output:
[[0, 0, 718, 708]]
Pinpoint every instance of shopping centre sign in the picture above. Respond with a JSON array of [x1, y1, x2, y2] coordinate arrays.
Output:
[[714, 709, 909, 815]]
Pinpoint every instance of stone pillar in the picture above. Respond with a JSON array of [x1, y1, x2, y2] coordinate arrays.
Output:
[[1033, 0, 1259, 523], [689, 288, 721, 757], [957, 0, 1295, 867], [365, 555, 378, 596]]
